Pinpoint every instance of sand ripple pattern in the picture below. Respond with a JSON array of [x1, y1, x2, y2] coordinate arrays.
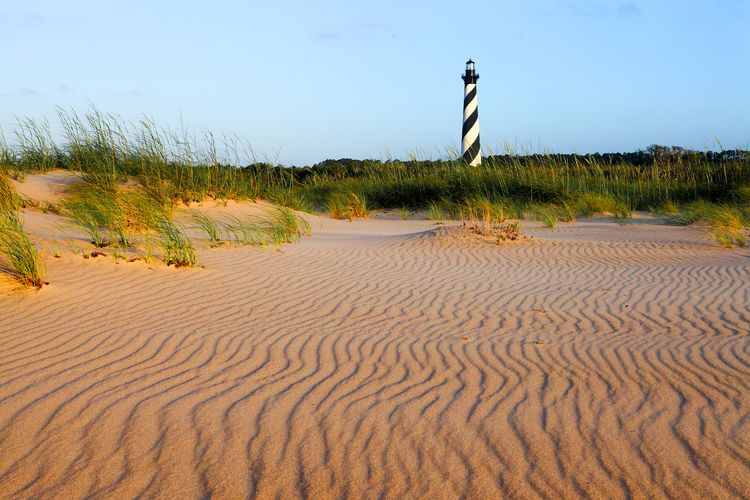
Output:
[[1, 220, 749, 499]]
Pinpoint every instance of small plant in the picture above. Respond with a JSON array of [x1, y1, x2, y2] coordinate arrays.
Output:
[[266, 188, 312, 213], [557, 202, 576, 222], [282, 206, 311, 236], [532, 205, 558, 228], [224, 207, 309, 247], [112, 244, 126, 261], [668, 201, 748, 248], [712, 229, 746, 248], [0, 209, 46, 288], [191, 211, 224, 247], [154, 218, 196, 267], [654, 199, 679, 215], [226, 215, 267, 246], [612, 202, 634, 225], [62, 188, 112, 247], [327, 192, 369, 221], [0, 174, 22, 211], [398, 207, 411, 220], [51, 239, 62, 258], [346, 192, 369, 218], [574, 193, 615, 217], [143, 242, 154, 264], [266, 206, 311, 244], [495, 222, 521, 242], [731, 185, 750, 205], [427, 201, 445, 222], [327, 199, 349, 221]]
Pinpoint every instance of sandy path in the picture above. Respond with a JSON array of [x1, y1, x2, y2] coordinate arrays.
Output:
[[1, 213, 749, 498]]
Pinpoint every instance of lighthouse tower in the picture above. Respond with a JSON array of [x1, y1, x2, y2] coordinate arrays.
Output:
[[461, 59, 481, 166]]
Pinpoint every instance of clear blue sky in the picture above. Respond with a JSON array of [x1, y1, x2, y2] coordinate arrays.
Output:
[[1, 0, 748, 165]]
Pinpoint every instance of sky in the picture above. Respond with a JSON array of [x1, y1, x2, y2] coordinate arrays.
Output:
[[1, 0, 748, 165]]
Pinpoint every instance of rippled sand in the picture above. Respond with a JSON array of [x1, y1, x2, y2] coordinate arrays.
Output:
[[2, 203, 749, 498]]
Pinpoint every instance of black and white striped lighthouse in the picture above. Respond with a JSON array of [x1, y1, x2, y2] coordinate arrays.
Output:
[[461, 59, 481, 166]]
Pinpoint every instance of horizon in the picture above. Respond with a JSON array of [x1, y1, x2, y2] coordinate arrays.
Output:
[[2, 0, 748, 165]]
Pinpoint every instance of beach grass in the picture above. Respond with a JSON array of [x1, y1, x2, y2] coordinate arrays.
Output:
[[1, 173, 23, 211], [0, 209, 46, 288], [154, 218, 197, 267], [660, 200, 749, 247], [190, 211, 224, 247], [1, 107, 748, 243]]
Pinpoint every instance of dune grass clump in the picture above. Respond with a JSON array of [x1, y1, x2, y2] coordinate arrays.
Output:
[[573, 193, 616, 217], [154, 218, 196, 267], [0, 173, 23, 211], [62, 183, 163, 248], [327, 199, 349, 220], [557, 202, 577, 222], [654, 199, 680, 216], [459, 197, 508, 235], [62, 190, 111, 247], [496, 222, 521, 242], [427, 201, 445, 222], [226, 215, 269, 246], [225, 207, 310, 247], [612, 202, 634, 224], [666, 201, 749, 247], [268, 206, 311, 243], [266, 188, 313, 213], [0, 210, 46, 288], [532, 205, 558, 228], [327, 192, 369, 220], [190, 211, 224, 247]]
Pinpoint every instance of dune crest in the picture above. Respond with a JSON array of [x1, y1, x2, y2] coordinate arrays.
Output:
[[1, 214, 749, 498]]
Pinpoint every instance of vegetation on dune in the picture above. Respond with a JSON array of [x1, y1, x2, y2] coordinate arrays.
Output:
[[0, 209, 46, 288], [0, 173, 23, 211], [327, 192, 369, 221], [2, 109, 748, 215], [657, 200, 749, 248], [1, 108, 748, 249], [224, 207, 310, 247], [190, 211, 225, 247], [154, 218, 197, 267]]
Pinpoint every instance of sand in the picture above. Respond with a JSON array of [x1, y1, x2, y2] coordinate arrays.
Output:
[[1, 181, 749, 498]]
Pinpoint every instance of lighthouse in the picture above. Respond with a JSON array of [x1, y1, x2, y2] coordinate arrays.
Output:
[[461, 59, 481, 166]]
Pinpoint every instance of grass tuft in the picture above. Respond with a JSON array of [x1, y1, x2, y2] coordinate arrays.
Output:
[[532, 205, 558, 228], [154, 218, 197, 267], [0, 174, 23, 211], [0, 209, 46, 288], [190, 211, 224, 247]]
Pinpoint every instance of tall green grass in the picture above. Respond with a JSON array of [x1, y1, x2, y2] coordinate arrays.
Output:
[[62, 182, 163, 247], [1, 107, 747, 222], [0, 210, 46, 288], [1, 173, 23, 210], [660, 200, 749, 248], [154, 218, 196, 267], [190, 211, 224, 247], [225, 207, 310, 246]]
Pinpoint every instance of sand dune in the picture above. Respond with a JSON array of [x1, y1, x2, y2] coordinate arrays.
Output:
[[1, 208, 749, 498]]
